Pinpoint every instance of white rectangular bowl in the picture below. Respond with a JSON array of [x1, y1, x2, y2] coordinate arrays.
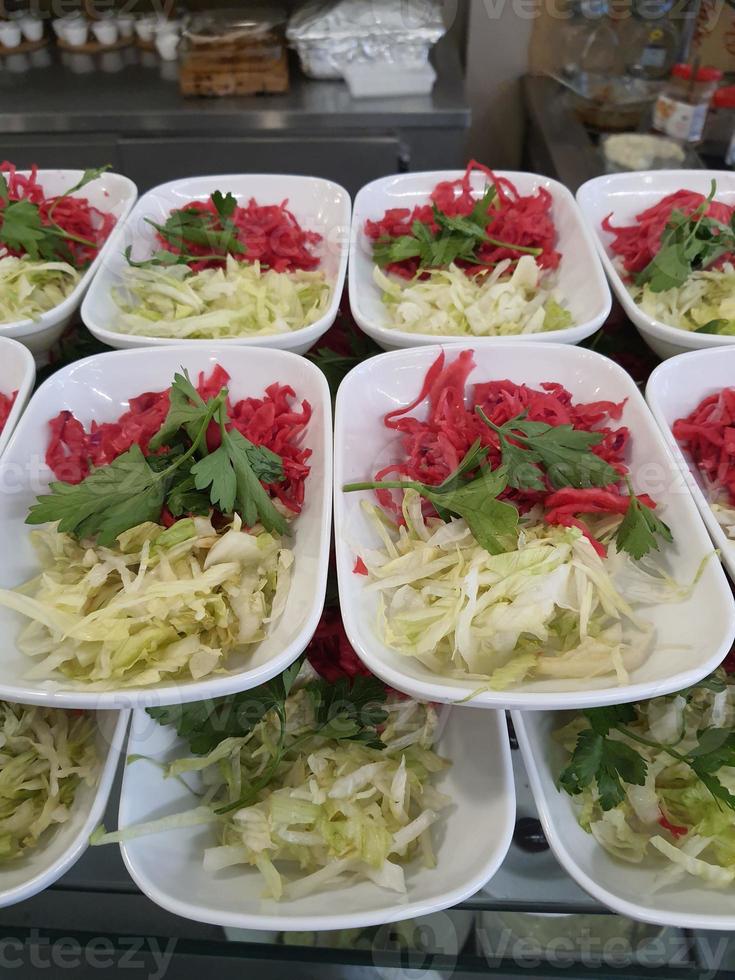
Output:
[[333, 343, 735, 710], [0, 708, 128, 909], [576, 170, 735, 360], [513, 708, 735, 930], [348, 170, 611, 351], [82, 174, 351, 355], [117, 704, 514, 931], [0, 346, 332, 709], [0, 169, 138, 361], [646, 347, 735, 583], [0, 337, 35, 459]]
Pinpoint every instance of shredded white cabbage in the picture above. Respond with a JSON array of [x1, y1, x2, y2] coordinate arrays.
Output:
[[373, 255, 574, 336], [113, 256, 331, 339], [557, 673, 735, 891], [0, 515, 292, 688], [0, 701, 98, 860], [626, 262, 735, 334], [93, 689, 450, 900], [356, 491, 693, 688], [0, 254, 79, 323]]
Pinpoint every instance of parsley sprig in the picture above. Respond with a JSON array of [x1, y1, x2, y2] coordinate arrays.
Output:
[[343, 440, 519, 555], [476, 408, 620, 491], [373, 185, 542, 271], [614, 478, 673, 560], [636, 180, 735, 294], [148, 658, 388, 813], [139, 190, 246, 267], [27, 371, 287, 545], [0, 166, 111, 265], [559, 678, 735, 813]]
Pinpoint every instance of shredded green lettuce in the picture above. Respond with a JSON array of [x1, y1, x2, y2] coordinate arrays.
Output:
[[113, 255, 331, 339], [357, 491, 693, 688], [373, 255, 574, 336], [93, 687, 449, 900], [0, 702, 98, 861], [556, 673, 735, 891], [628, 262, 735, 334], [0, 254, 79, 323], [0, 515, 293, 689]]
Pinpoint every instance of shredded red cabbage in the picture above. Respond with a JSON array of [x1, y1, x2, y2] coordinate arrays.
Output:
[[674, 387, 735, 506], [0, 161, 115, 268], [0, 388, 17, 434], [45, 365, 311, 516], [364, 159, 561, 279], [374, 350, 658, 555], [158, 196, 322, 273], [603, 189, 735, 277]]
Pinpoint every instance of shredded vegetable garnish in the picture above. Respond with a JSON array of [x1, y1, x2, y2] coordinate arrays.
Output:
[[373, 256, 573, 336], [151, 192, 322, 272], [0, 701, 98, 860], [0, 255, 79, 323], [44, 365, 311, 516], [366, 160, 560, 279], [113, 258, 331, 339], [343, 349, 689, 688], [630, 263, 735, 335], [603, 184, 735, 334], [0, 516, 292, 688], [674, 386, 735, 539], [0, 386, 17, 434], [92, 664, 450, 900], [556, 669, 735, 890]]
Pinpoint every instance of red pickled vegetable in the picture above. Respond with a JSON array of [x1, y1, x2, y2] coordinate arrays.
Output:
[[306, 606, 373, 684], [673, 387, 735, 507], [0, 388, 17, 434], [158, 196, 322, 273], [658, 812, 688, 838], [353, 557, 369, 575], [0, 161, 115, 268], [45, 366, 311, 516], [364, 159, 560, 279], [372, 349, 644, 554], [603, 189, 735, 277]]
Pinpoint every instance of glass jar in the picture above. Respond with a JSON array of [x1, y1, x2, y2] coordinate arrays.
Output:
[[653, 63, 723, 143]]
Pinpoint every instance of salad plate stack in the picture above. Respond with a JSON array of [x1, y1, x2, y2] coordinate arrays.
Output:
[[3, 157, 735, 937]]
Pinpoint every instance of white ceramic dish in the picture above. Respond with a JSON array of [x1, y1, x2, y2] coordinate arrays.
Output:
[[0, 345, 332, 709], [646, 347, 735, 583], [513, 709, 735, 930], [333, 342, 735, 710], [0, 708, 128, 909], [0, 170, 137, 361], [0, 337, 35, 459], [82, 174, 351, 355], [348, 170, 611, 351], [117, 704, 514, 931], [576, 170, 735, 360]]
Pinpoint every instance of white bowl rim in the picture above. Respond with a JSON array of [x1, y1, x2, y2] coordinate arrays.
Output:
[[81, 172, 351, 348], [333, 340, 735, 710], [0, 343, 333, 708], [576, 169, 735, 350], [349, 169, 612, 347], [512, 708, 735, 930], [0, 337, 35, 458], [118, 705, 516, 931]]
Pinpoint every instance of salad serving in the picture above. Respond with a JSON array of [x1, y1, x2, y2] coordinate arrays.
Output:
[[674, 386, 735, 538], [343, 349, 698, 690], [0, 365, 312, 689], [114, 191, 331, 339], [603, 182, 735, 335], [93, 655, 450, 901], [556, 666, 735, 890], [0, 701, 98, 861], [0, 162, 115, 324], [364, 162, 574, 337]]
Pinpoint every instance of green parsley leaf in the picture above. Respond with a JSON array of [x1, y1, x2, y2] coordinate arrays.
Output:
[[211, 190, 238, 221], [615, 486, 673, 560], [148, 371, 209, 451], [191, 445, 237, 515], [0, 199, 53, 261]]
